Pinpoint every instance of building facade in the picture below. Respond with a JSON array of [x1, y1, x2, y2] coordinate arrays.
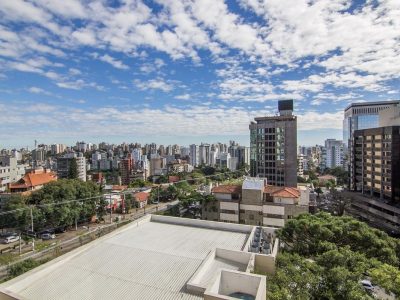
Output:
[[323, 139, 344, 169], [344, 100, 399, 186], [0, 157, 27, 192], [352, 126, 400, 202], [249, 100, 297, 187], [202, 177, 309, 227], [57, 153, 87, 181]]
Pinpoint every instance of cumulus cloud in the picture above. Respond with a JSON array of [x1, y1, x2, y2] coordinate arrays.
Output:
[[134, 78, 175, 92], [97, 54, 129, 70], [0, 102, 345, 143]]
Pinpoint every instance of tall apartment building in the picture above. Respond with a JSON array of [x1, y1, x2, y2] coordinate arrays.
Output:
[[350, 126, 400, 233], [189, 144, 199, 167], [119, 153, 134, 185], [51, 144, 66, 155], [344, 100, 399, 186], [323, 139, 344, 169], [57, 153, 86, 182], [249, 100, 297, 187], [199, 143, 211, 166], [202, 177, 309, 227], [352, 126, 400, 201]]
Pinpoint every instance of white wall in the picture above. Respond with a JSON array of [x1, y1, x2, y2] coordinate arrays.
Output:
[[263, 217, 285, 227], [262, 205, 284, 215]]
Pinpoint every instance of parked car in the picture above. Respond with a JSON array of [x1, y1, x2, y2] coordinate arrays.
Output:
[[41, 233, 56, 240], [361, 280, 374, 291], [54, 226, 67, 234], [2, 235, 20, 244]]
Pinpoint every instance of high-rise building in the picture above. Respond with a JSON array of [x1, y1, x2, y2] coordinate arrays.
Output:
[[199, 143, 210, 166], [323, 139, 344, 169], [379, 106, 400, 127], [189, 144, 199, 167], [350, 126, 400, 233], [119, 153, 134, 185], [57, 153, 86, 181], [249, 100, 297, 187], [343, 100, 399, 148], [344, 100, 399, 185], [352, 126, 400, 201]]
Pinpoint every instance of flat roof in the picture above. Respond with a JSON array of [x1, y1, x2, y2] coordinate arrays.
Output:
[[0, 216, 251, 300], [344, 100, 399, 112]]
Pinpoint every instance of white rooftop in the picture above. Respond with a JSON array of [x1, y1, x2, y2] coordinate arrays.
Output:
[[0, 215, 253, 300]]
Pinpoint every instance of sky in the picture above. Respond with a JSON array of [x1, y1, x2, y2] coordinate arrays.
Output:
[[0, 0, 399, 149]]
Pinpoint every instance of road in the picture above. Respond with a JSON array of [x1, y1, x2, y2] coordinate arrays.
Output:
[[0, 201, 174, 256]]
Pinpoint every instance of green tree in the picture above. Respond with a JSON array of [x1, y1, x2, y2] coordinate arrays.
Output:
[[369, 263, 400, 296], [128, 179, 146, 188], [68, 158, 78, 179]]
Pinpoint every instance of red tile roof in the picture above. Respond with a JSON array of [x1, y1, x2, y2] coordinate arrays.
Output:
[[134, 192, 149, 202], [212, 185, 242, 194], [264, 186, 300, 198], [10, 171, 57, 189]]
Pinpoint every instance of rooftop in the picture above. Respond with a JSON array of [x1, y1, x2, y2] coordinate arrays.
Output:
[[212, 185, 242, 194], [9, 171, 57, 190], [264, 186, 300, 198], [0, 215, 274, 300], [344, 100, 399, 111]]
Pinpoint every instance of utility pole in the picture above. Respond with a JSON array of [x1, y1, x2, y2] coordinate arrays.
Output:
[[19, 233, 21, 255], [30, 206, 35, 252], [109, 194, 112, 224]]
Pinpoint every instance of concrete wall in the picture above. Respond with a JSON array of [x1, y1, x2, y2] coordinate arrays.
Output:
[[263, 205, 284, 215], [254, 238, 279, 274], [263, 217, 285, 227], [242, 189, 263, 205], [204, 270, 266, 300], [151, 215, 254, 233]]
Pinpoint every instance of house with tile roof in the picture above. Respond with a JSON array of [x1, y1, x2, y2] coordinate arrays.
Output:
[[203, 177, 310, 228], [9, 168, 57, 193], [134, 191, 149, 208]]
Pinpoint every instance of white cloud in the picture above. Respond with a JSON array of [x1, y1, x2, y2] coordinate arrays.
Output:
[[27, 86, 52, 96], [0, 102, 346, 143], [174, 94, 191, 100], [98, 54, 129, 70], [134, 78, 174, 92]]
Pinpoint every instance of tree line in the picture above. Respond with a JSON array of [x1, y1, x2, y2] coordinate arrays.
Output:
[[1, 179, 106, 233], [265, 212, 400, 299]]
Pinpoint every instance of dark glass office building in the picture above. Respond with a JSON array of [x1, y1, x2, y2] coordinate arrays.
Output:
[[249, 100, 297, 187]]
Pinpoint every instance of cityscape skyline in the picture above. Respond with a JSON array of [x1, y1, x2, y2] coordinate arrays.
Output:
[[1, 1, 399, 147]]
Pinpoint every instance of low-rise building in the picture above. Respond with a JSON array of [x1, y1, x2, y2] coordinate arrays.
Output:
[[318, 174, 337, 186], [203, 177, 310, 228], [0, 215, 279, 300], [134, 191, 149, 208], [0, 156, 27, 192], [9, 168, 57, 193]]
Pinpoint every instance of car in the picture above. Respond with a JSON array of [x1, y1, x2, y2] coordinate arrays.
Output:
[[2, 235, 20, 244], [361, 280, 374, 291], [54, 227, 67, 234], [41, 233, 56, 240]]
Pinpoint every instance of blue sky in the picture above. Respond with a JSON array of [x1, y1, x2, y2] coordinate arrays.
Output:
[[0, 0, 399, 149]]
